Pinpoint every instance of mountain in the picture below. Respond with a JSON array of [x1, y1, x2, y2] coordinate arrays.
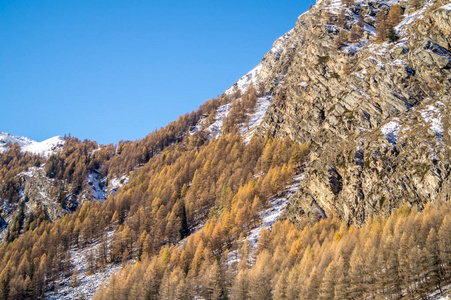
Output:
[[0, 132, 65, 158], [187, 0, 451, 226], [256, 0, 451, 225], [1, 0, 451, 299]]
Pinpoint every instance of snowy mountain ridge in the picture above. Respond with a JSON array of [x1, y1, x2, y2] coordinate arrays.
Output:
[[0, 132, 65, 158]]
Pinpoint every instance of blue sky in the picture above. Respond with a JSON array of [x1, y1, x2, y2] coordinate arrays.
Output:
[[0, 0, 312, 145]]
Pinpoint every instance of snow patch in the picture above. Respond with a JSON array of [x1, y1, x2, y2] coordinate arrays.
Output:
[[395, 0, 433, 36], [368, 56, 385, 69], [441, 3, 451, 10], [46, 230, 123, 300], [225, 64, 263, 95], [326, 0, 343, 14], [241, 95, 273, 144], [189, 116, 207, 135], [350, 84, 371, 99], [207, 103, 231, 139], [367, 43, 390, 56], [381, 118, 401, 145], [342, 40, 368, 55], [87, 172, 107, 201], [420, 104, 444, 140], [247, 173, 305, 251], [108, 175, 129, 196]]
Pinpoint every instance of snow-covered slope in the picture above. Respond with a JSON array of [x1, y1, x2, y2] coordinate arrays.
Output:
[[0, 132, 64, 158]]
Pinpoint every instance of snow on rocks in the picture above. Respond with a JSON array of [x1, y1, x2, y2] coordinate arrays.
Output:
[[420, 103, 444, 140], [342, 41, 369, 55], [270, 29, 293, 58], [395, 0, 433, 36], [429, 283, 451, 299], [381, 118, 401, 146], [225, 64, 263, 96], [367, 56, 386, 69], [189, 116, 207, 135], [367, 42, 390, 57], [241, 95, 273, 144], [108, 175, 129, 196], [326, 0, 343, 14], [224, 29, 292, 96], [350, 84, 371, 99], [207, 103, 231, 139], [0, 132, 64, 158], [87, 172, 107, 201]]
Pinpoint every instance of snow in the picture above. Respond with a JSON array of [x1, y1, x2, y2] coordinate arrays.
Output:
[[225, 64, 263, 95], [189, 116, 207, 135], [0, 132, 64, 158], [342, 40, 368, 55], [441, 3, 451, 10], [395, 0, 433, 36], [367, 43, 390, 57], [429, 283, 451, 299], [420, 104, 444, 140], [367, 56, 385, 69], [224, 29, 292, 96], [108, 175, 129, 196], [207, 103, 231, 139], [87, 172, 106, 201], [17, 166, 55, 208], [241, 95, 273, 144], [247, 173, 305, 251], [226, 172, 305, 267], [20, 165, 42, 178], [350, 84, 371, 99], [46, 230, 123, 300], [381, 118, 401, 146], [270, 29, 293, 56], [326, 0, 343, 14], [363, 23, 376, 36]]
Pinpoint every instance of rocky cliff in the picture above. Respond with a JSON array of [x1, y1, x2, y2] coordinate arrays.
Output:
[[252, 0, 451, 224]]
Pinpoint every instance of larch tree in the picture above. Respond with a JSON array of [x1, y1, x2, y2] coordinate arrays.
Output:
[[376, 10, 388, 41]]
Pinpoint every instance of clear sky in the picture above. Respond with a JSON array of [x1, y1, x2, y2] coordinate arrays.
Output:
[[0, 0, 312, 145]]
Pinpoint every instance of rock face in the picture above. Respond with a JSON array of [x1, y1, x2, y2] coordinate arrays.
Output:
[[0, 167, 125, 242], [251, 0, 451, 224]]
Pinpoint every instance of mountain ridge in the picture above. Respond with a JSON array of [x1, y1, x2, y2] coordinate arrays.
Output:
[[0, 132, 65, 158]]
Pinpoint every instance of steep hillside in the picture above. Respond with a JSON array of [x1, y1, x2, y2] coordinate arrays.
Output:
[[1, 0, 451, 299], [250, 0, 451, 225]]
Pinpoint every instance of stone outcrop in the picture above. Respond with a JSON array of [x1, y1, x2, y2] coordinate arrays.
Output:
[[252, 0, 451, 224], [0, 167, 124, 242]]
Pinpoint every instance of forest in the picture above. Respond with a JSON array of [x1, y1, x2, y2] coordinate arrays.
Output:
[[0, 110, 308, 299], [1, 124, 451, 299]]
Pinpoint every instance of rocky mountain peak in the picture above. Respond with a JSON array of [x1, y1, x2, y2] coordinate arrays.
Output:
[[241, 0, 451, 224]]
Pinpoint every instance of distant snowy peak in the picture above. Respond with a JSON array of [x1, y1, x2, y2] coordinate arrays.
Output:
[[0, 132, 65, 158]]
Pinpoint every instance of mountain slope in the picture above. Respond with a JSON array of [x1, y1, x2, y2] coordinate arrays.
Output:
[[251, 0, 451, 224], [1, 0, 451, 299]]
